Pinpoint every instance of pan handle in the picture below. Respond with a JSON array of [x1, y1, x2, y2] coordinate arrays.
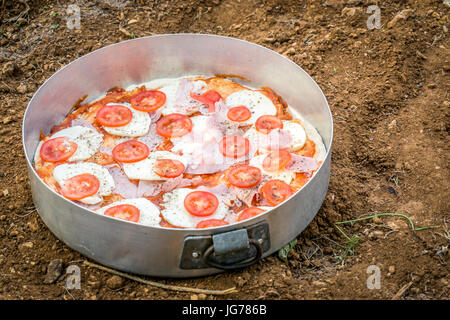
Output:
[[202, 238, 262, 270], [179, 221, 270, 270]]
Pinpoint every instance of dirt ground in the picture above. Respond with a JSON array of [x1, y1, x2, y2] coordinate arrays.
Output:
[[0, 0, 448, 300]]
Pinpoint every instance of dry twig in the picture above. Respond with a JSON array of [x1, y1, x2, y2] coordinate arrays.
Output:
[[392, 281, 414, 300], [83, 261, 238, 296]]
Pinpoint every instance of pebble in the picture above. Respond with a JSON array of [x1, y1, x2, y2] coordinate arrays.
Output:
[[27, 219, 39, 232], [198, 293, 207, 300], [106, 275, 124, 290], [387, 9, 413, 28], [2, 117, 13, 125], [44, 259, 63, 284], [368, 230, 384, 240], [0, 215, 6, 221], [19, 241, 34, 251], [283, 47, 296, 56], [388, 265, 395, 274], [17, 83, 27, 94], [1, 61, 16, 77], [388, 119, 397, 129], [372, 216, 383, 224], [341, 7, 358, 17], [119, 27, 131, 37], [190, 294, 199, 300]]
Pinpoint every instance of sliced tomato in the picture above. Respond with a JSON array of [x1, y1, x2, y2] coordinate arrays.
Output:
[[255, 115, 283, 134], [156, 113, 193, 138], [262, 149, 292, 172], [184, 191, 219, 217], [227, 105, 251, 122], [40, 137, 78, 163], [237, 207, 266, 222], [196, 219, 229, 229], [112, 140, 150, 163], [96, 104, 132, 127], [260, 179, 294, 206], [219, 136, 250, 159], [130, 90, 166, 112], [60, 173, 100, 200], [153, 159, 185, 178], [190, 90, 222, 112], [104, 204, 140, 223], [227, 165, 262, 188]]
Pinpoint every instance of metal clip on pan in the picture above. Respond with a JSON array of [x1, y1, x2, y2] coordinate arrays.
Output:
[[202, 229, 263, 270]]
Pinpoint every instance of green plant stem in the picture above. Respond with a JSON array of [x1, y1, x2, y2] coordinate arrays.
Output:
[[335, 212, 438, 231]]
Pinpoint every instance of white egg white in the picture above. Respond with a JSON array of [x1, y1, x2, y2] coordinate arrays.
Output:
[[102, 103, 151, 137], [122, 151, 188, 181], [49, 126, 103, 162], [96, 198, 161, 227], [151, 78, 180, 115], [53, 162, 115, 204], [281, 120, 306, 151], [249, 154, 295, 185], [161, 188, 229, 228], [296, 115, 327, 162], [225, 89, 277, 126]]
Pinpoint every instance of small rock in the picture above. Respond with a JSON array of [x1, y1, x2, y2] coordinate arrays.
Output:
[[388, 265, 395, 274], [190, 294, 199, 300], [106, 275, 124, 290], [368, 230, 384, 240], [27, 219, 39, 232], [2, 117, 13, 125], [387, 186, 397, 195], [387, 9, 413, 28], [1, 61, 16, 77], [341, 7, 358, 17], [372, 216, 383, 224], [388, 119, 397, 129], [19, 241, 34, 252], [0, 215, 6, 221], [119, 27, 131, 37], [87, 280, 101, 289], [2, 189, 9, 196], [9, 230, 18, 236], [17, 83, 27, 94], [312, 280, 327, 287], [283, 47, 296, 56], [263, 37, 276, 44], [198, 293, 207, 300], [44, 259, 63, 284]]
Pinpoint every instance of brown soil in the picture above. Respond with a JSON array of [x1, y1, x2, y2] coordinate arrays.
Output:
[[0, 0, 448, 300]]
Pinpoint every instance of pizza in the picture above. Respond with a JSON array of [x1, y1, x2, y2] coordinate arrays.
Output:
[[33, 75, 326, 229]]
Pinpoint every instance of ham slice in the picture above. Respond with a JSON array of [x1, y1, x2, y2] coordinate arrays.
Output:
[[108, 166, 137, 199], [230, 185, 259, 207], [173, 79, 207, 114], [71, 118, 96, 130], [172, 115, 257, 174], [149, 110, 162, 123], [230, 175, 269, 207], [75, 201, 102, 211], [137, 123, 163, 151], [136, 176, 193, 197], [285, 154, 319, 173]]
